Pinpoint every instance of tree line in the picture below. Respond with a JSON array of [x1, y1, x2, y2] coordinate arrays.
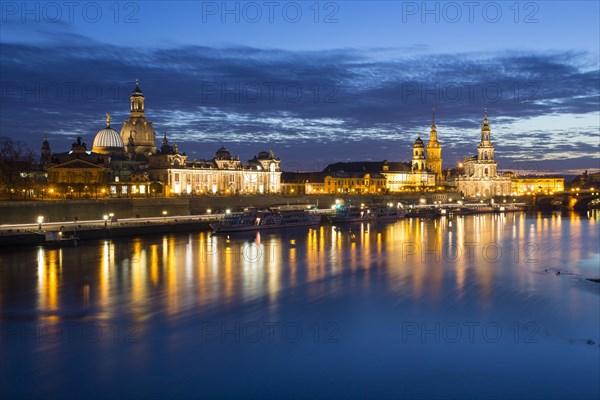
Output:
[[0, 136, 42, 199]]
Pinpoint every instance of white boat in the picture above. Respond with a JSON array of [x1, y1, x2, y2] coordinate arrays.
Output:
[[210, 209, 321, 233], [329, 205, 407, 223], [44, 231, 78, 246]]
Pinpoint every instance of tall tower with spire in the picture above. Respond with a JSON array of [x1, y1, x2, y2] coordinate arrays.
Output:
[[475, 109, 497, 177], [453, 110, 511, 198], [120, 80, 157, 158], [426, 108, 443, 181], [41, 133, 51, 165]]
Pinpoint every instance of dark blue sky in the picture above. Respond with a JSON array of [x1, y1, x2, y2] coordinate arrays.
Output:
[[1, 1, 598, 173]]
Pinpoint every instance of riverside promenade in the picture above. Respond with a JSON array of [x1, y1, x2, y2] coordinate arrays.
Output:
[[0, 193, 442, 225], [0, 213, 223, 247]]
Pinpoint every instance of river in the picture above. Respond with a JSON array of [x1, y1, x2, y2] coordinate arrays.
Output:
[[1, 211, 599, 399]]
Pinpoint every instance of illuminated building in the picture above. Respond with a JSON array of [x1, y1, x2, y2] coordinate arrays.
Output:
[[324, 172, 386, 194], [509, 175, 565, 195], [381, 139, 437, 192], [41, 81, 282, 197], [451, 112, 511, 198], [426, 109, 443, 181], [381, 113, 440, 191], [149, 141, 281, 195], [92, 114, 126, 157], [281, 172, 326, 194], [119, 80, 157, 158], [45, 136, 109, 198]]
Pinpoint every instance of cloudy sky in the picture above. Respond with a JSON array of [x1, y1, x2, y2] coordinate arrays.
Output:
[[1, 1, 598, 173]]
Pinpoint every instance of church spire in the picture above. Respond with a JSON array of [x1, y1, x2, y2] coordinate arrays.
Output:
[[481, 109, 491, 143], [426, 108, 442, 182], [429, 107, 438, 141]]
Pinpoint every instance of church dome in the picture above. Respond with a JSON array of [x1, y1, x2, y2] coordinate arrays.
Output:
[[413, 136, 424, 147], [93, 127, 124, 149], [257, 150, 276, 160], [214, 146, 232, 160], [92, 114, 125, 155], [131, 80, 144, 97]]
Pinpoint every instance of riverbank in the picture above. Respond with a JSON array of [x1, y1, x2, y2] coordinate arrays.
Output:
[[0, 215, 219, 247], [0, 193, 464, 225]]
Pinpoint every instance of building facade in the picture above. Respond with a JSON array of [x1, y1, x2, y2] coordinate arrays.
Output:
[[452, 113, 511, 198], [148, 141, 281, 195], [510, 176, 565, 195], [45, 137, 110, 198], [324, 172, 387, 194], [42, 81, 282, 197], [382, 136, 437, 192]]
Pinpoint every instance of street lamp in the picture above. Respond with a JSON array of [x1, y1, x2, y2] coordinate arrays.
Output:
[[162, 210, 168, 221], [103, 214, 108, 228], [37, 215, 44, 231]]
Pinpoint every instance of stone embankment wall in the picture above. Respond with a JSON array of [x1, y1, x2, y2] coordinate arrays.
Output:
[[0, 193, 462, 224]]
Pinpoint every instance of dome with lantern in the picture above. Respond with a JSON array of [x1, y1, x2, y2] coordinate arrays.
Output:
[[413, 136, 424, 147], [92, 113, 125, 156], [214, 146, 233, 160]]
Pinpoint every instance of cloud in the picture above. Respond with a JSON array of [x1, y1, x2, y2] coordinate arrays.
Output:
[[0, 35, 598, 172]]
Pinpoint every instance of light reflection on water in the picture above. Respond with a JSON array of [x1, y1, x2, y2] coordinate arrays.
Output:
[[1, 211, 599, 399]]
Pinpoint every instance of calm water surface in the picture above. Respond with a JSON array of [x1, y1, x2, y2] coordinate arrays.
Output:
[[1, 212, 599, 399]]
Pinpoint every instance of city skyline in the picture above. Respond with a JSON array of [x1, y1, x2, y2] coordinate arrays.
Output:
[[1, 3, 599, 399], [1, 1, 599, 174]]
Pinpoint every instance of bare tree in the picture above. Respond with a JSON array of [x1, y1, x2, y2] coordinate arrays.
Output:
[[0, 137, 39, 199]]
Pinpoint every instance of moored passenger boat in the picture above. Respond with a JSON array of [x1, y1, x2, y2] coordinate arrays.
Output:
[[210, 209, 321, 233], [44, 231, 78, 246], [329, 204, 407, 223]]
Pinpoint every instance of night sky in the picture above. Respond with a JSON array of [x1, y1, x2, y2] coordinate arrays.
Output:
[[1, 1, 598, 173]]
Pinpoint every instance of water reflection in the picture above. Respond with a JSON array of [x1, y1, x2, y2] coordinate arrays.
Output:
[[1, 212, 599, 399], [2, 213, 592, 320]]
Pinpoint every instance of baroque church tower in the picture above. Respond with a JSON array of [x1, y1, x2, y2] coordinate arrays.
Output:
[[453, 110, 511, 198], [411, 136, 426, 171], [120, 80, 157, 158], [475, 110, 497, 177], [426, 108, 443, 181]]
